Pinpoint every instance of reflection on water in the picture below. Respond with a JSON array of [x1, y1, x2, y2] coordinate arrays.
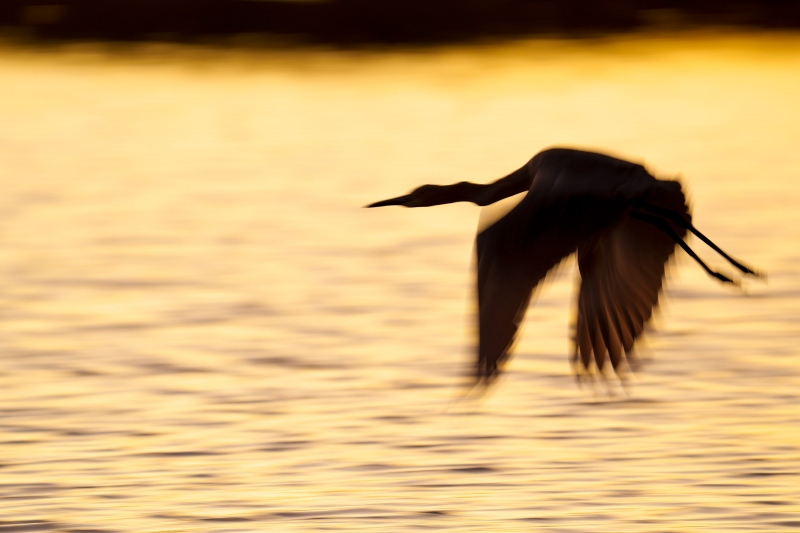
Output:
[[1, 33, 799, 531]]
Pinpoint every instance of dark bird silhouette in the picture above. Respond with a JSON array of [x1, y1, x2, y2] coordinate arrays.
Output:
[[368, 148, 762, 384]]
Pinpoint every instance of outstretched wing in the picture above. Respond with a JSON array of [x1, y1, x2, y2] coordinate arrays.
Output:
[[574, 181, 689, 374], [475, 193, 595, 383]]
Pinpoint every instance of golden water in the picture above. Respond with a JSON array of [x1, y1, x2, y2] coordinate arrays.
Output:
[[1, 33, 799, 531]]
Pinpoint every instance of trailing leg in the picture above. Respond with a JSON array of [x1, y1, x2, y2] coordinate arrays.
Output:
[[630, 211, 737, 285], [639, 202, 761, 277]]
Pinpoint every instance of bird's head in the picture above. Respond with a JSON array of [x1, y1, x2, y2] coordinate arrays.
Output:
[[366, 184, 456, 208]]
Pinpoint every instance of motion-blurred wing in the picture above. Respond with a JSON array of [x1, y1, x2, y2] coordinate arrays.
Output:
[[574, 181, 689, 374], [475, 194, 586, 383]]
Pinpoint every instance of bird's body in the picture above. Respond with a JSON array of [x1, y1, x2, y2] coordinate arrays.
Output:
[[368, 148, 760, 383]]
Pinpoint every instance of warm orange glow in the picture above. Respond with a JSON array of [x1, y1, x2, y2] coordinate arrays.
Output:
[[0, 33, 798, 530]]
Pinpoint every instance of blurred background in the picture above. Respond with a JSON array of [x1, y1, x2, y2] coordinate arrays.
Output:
[[1, 2, 800, 532], [3, 0, 800, 44]]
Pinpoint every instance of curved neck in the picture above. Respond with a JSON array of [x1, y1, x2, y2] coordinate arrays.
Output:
[[438, 181, 486, 205], [436, 163, 534, 206]]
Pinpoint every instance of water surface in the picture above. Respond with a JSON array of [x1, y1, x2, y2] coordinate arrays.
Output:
[[1, 33, 799, 531]]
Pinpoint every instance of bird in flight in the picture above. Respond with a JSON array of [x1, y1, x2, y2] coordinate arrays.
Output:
[[368, 148, 762, 384]]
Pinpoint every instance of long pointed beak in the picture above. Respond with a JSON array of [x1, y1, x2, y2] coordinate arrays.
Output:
[[365, 194, 414, 208]]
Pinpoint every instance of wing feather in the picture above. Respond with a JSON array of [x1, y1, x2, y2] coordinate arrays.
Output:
[[475, 193, 583, 382], [575, 181, 689, 375]]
